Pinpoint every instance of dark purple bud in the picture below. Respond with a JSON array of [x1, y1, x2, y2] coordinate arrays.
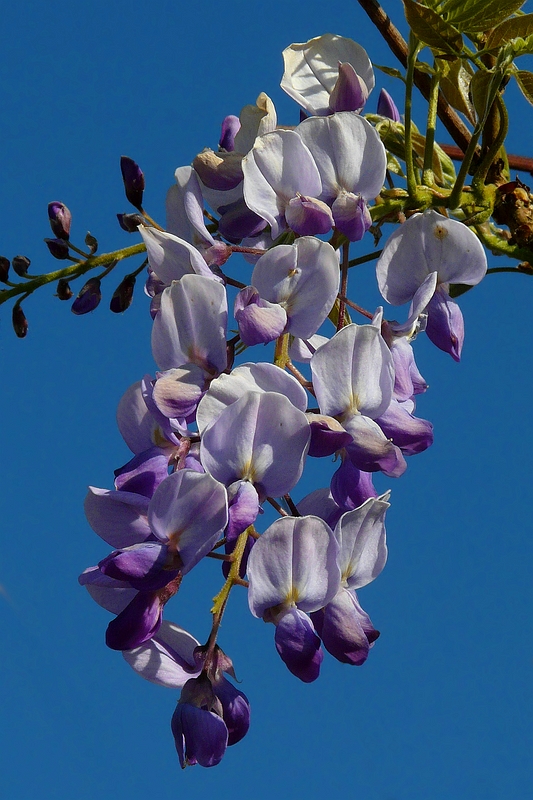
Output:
[[377, 88, 401, 122], [48, 201, 72, 240], [172, 701, 228, 769], [110, 273, 136, 313], [120, 156, 145, 211], [71, 277, 101, 315], [12, 255, 31, 277], [328, 62, 369, 113], [85, 232, 98, 254], [219, 114, 241, 152], [425, 285, 464, 361], [56, 278, 73, 300], [12, 304, 28, 338], [0, 256, 10, 282], [44, 237, 70, 260], [117, 212, 145, 232]]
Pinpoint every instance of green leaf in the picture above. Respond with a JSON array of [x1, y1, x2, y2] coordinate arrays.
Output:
[[486, 13, 533, 49], [514, 70, 533, 104], [403, 0, 463, 55], [439, 59, 476, 124], [373, 64, 406, 82], [469, 69, 495, 121], [445, 0, 526, 33]]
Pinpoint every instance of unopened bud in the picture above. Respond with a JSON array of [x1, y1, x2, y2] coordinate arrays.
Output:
[[329, 62, 368, 113], [56, 278, 73, 300], [377, 88, 401, 122], [71, 277, 101, 315], [120, 156, 145, 211], [12, 304, 28, 338], [117, 213, 144, 232], [219, 114, 241, 152], [48, 202, 72, 240], [45, 237, 70, 259], [85, 232, 98, 254], [110, 274, 136, 313], [12, 255, 31, 277], [0, 256, 10, 282]]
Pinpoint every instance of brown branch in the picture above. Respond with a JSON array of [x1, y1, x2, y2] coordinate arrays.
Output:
[[440, 144, 533, 179], [356, 0, 472, 154]]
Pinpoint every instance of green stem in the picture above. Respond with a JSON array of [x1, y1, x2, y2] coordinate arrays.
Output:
[[472, 95, 509, 195], [405, 35, 422, 198], [0, 242, 146, 306], [422, 61, 441, 187]]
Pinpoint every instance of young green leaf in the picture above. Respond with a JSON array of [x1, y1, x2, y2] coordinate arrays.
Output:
[[403, 0, 463, 56], [486, 13, 533, 50], [514, 70, 533, 105], [439, 59, 476, 124], [445, 0, 526, 34]]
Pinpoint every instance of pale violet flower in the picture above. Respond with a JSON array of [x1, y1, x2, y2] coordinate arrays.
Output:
[[281, 33, 375, 116]]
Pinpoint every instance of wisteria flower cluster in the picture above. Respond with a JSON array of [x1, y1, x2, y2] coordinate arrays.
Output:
[[71, 28, 496, 769]]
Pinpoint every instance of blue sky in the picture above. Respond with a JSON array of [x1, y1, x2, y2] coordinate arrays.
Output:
[[0, 1, 532, 798]]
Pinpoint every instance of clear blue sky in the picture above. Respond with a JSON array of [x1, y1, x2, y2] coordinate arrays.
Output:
[[0, 1, 531, 798]]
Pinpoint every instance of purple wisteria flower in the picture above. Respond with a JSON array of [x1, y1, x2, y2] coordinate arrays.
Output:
[[80, 469, 228, 650], [311, 322, 406, 477], [376, 210, 487, 360], [296, 111, 387, 240], [247, 515, 341, 681], [242, 129, 333, 238], [281, 34, 375, 116]]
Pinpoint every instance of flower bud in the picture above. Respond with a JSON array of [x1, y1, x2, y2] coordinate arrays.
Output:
[[117, 212, 144, 232], [219, 114, 241, 151], [12, 304, 28, 338], [48, 201, 72, 240], [120, 156, 145, 211], [110, 274, 136, 313], [85, 232, 98, 254], [56, 278, 73, 300], [0, 256, 10, 282], [328, 62, 369, 113], [12, 255, 31, 277], [71, 277, 101, 315], [44, 237, 70, 260], [377, 88, 401, 122]]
